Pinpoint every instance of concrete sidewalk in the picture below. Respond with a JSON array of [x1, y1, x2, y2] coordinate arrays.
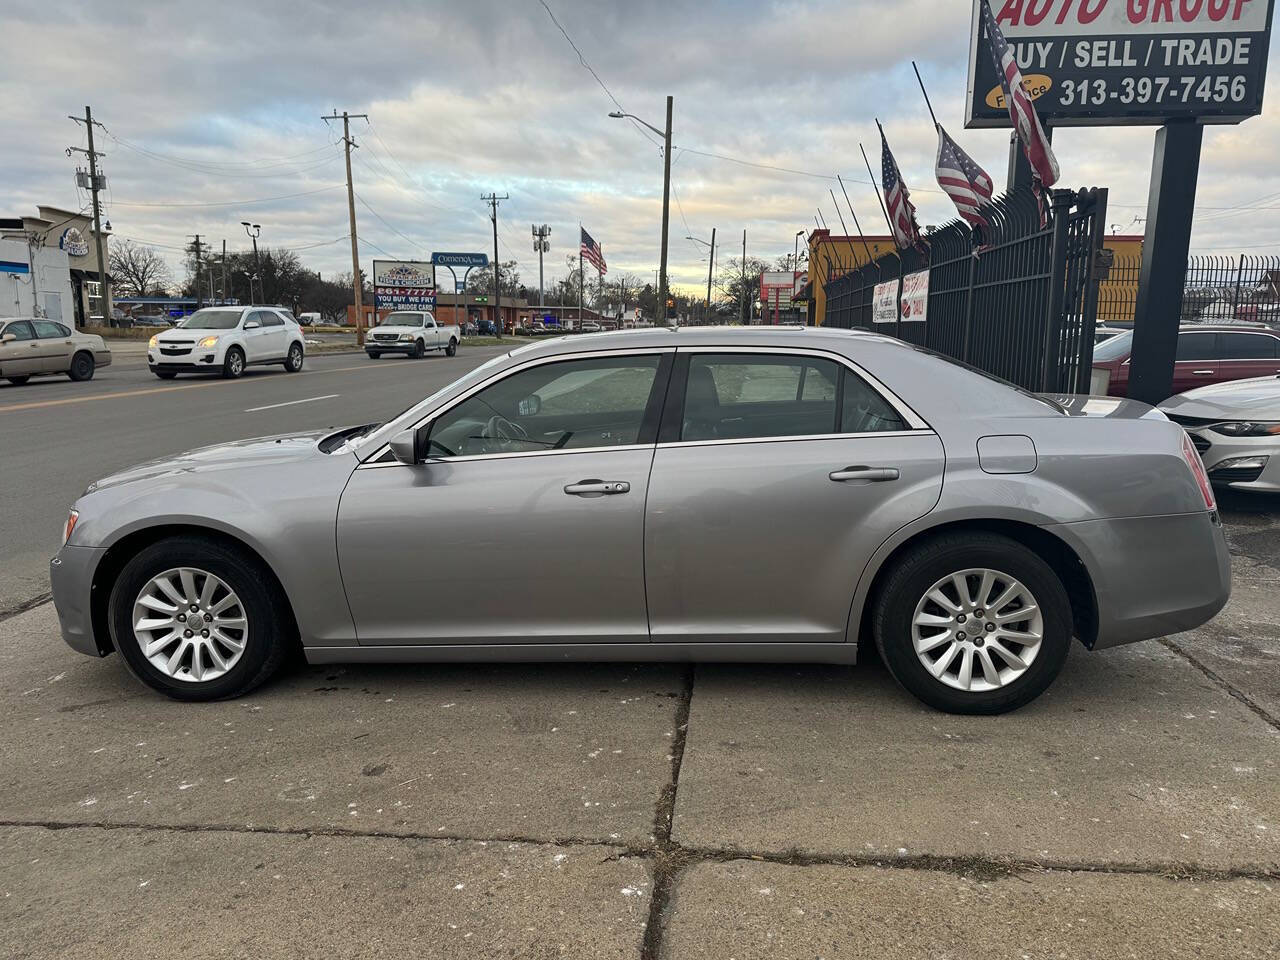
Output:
[[1, 494, 1277, 958]]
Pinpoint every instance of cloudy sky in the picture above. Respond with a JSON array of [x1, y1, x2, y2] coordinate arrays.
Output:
[[5, 0, 1280, 296]]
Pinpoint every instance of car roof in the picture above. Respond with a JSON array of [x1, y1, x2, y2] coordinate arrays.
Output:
[[503, 325, 897, 358]]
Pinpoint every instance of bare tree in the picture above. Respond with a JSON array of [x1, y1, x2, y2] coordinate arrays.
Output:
[[110, 239, 173, 297]]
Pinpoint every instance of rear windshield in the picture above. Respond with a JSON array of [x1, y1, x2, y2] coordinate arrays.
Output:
[[1092, 330, 1132, 362]]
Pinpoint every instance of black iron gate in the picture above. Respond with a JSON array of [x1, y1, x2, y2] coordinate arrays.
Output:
[[822, 187, 1109, 393]]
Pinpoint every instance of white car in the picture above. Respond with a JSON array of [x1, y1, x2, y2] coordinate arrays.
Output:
[[149, 306, 305, 379], [1161, 375, 1280, 492], [366, 311, 460, 359]]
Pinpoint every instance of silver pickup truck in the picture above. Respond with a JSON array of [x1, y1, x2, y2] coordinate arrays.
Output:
[[366, 311, 461, 359]]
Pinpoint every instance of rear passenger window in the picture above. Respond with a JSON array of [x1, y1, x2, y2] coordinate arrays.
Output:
[[1219, 332, 1278, 359], [841, 372, 906, 433], [32, 320, 69, 338], [1176, 333, 1216, 361], [258, 311, 284, 328]]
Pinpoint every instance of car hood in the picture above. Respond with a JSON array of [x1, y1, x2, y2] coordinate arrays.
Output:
[[86, 429, 336, 493], [369, 325, 420, 334], [1160, 376, 1280, 420], [155, 327, 231, 340]]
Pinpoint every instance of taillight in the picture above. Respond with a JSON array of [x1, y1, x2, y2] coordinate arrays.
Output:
[[1181, 432, 1216, 511]]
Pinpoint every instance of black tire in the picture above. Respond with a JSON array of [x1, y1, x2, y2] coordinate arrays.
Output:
[[445, 338, 457, 357], [413, 339, 426, 359], [153, 369, 178, 380], [283, 341, 304, 372], [6, 376, 30, 385], [222, 346, 246, 379], [68, 351, 95, 381], [871, 532, 1072, 715], [367, 350, 381, 359], [108, 536, 295, 701]]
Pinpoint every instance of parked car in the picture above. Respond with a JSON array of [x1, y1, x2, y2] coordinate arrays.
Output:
[[1, 318, 111, 384], [1093, 325, 1127, 345], [296, 312, 322, 327], [50, 327, 1229, 714], [579, 321, 602, 333], [1091, 325, 1280, 398], [366, 311, 461, 359], [1160, 375, 1280, 492], [131, 313, 174, 328], [148, 306, 305, 379]]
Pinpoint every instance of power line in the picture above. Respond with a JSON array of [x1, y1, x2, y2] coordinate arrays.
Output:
[[353, 190, 429, 255], [97, 127, 339, 169], [108, 185, 346, 207]]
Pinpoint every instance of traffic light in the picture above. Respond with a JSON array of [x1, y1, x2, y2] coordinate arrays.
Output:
[[474, 295, 489, 304], [665, 297, 676, 319]]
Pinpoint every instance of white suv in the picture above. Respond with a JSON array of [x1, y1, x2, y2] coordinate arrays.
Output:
[[149, 306, 306, 379]]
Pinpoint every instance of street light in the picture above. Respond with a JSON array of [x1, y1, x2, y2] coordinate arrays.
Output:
[[241, 270, 258, 306], [686, 231, 717, 324], [241, 222, 261, 304], [609, 96, 673, 328]]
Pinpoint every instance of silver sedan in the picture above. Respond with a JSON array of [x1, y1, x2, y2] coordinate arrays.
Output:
[[49, 328, 1230, 714], [1, 317, 111, 384]]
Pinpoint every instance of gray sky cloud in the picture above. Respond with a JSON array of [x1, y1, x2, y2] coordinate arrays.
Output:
[[4, 0, 1280, 295]]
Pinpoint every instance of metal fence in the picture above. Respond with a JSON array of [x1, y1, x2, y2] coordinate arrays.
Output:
[[823, 186, 1108, 392], [1099, 254, 1280, 325]]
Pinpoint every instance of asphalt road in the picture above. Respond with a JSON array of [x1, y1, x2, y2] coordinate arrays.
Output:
[[0, 343, 510, 612]]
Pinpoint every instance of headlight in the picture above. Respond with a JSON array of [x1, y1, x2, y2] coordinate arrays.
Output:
[[148, 335, 158, 348], [1210, 421, 1280, 437], [63, 509, 79, 545], [198, 336, 219, 349], [399, 333, 415, 341]]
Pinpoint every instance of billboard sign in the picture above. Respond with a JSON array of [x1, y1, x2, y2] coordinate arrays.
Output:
[[373, 260, 436, 310], [872, 281, 899, 323], [759, 271, 798, 307], [431, 252, 489, 267], [900, 270, 929, 323], [965, 0, 1275, 127]]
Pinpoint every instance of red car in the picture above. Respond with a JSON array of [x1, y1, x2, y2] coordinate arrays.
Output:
[[1092, 325, 1280, 398]]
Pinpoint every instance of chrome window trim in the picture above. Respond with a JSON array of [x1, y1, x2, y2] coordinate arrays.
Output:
[[658, 428, 936, 451], [671, 344, 931, 433], [358, 346, 674, 465], [359, 442, 656, 469]]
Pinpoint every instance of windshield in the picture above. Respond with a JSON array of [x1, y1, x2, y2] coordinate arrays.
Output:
[[1092, 330, 1133, 362], [382, 312, 423, 327], [177, 308, 243, 330]]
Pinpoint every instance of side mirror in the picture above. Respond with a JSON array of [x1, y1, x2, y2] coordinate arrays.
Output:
[[389, 428, 420, 465], [517, 394, 542, 417], [1, 333, 15, 343], [244, 319, 261, 330]]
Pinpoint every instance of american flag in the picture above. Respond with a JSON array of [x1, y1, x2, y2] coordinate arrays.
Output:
[[580, 227, 607, 275], [982, 0, 1059, 189], [879, 124, 922, 250], [935, 124, 994, 230]]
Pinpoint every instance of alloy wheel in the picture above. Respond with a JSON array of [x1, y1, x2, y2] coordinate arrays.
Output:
[[132, 567, 249, 682], [910, 567, 1043, 693]]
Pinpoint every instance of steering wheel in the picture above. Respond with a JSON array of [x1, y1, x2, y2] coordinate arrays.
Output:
[[482, 414, 529, 450]]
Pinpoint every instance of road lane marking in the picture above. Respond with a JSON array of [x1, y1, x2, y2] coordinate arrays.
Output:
[[245, 394, 339, 412]]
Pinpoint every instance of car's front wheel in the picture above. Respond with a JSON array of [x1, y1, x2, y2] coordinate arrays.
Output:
[[108, 536, 294, 700], [871, 532, 1072, 715], [6, 376, 30, 385], [413, 339, 426, 359], [222, 346, 245, 379], [153, 369, 178, 380], [283, 342, 304, 372]]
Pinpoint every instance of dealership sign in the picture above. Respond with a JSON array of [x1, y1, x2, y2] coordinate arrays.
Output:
[[966, 0, 1275, 127], [372, 260, 436, 310], [872, 281, 899, 323], [431, 252, 489, 267], [900, 270, 929, 322]]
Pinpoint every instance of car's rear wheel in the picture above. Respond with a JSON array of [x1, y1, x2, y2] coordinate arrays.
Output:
[[871, 533, 1072, 715], [446, 338, 457, 357], [68, 351, 95, 381], [6, 376, 30, 385], [222, 346, 245, 379], [108, 536, 294, 701], [153, 369, 178, 380], [283, 342, 304, 372]]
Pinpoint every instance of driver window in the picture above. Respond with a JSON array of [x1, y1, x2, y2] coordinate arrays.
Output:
[[425, 354, 662, 458]]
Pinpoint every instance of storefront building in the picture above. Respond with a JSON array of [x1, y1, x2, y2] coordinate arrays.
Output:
[[0, 206, 112, 326]]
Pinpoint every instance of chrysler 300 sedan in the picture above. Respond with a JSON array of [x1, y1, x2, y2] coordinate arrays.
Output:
[[49, 328, 1231, 714]]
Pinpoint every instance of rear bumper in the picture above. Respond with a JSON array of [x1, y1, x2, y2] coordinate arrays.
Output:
[[50, 544, 109, 657], [1050, 511, 1231, 650], [95, 350, 113, 368]]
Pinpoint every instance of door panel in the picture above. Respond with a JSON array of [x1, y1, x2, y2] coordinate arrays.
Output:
[[645, 433, 944, 644], [0, 321, 41, 376], [32, 320, 73, 372], [1171, 332, 1218, 394], [337, 448, 654, 645]]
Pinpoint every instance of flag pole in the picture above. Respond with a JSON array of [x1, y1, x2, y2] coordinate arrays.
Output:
[[911, 60, 939, 128], [815, 206, 847, 275], [837, 175, 877, 268], [860, 137, 895, 238]]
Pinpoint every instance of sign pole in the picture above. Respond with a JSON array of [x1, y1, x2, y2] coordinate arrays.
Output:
[[1127, 122, 1204, 405]]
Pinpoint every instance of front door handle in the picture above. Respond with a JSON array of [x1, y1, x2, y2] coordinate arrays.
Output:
[[564, 479, 630, 497], [829, 466, 900, 483], [1192, 370, 1214, 376]]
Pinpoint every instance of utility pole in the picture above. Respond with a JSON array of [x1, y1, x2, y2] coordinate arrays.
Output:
[[322, 110, 369, 341], [532, 224, 550, 311], [241, 222, 261, 303], [189, 235, 204, 308], [658, 95, 673, 330], [483, 193, 508, 339], [68, 106, 108, 324], [706, 227, 716, 322], [740, 229, 747, 325], [221, 240, 227, 303]]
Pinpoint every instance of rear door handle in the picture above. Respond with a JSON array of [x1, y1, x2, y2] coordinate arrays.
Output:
[[564, 479, 630, 496], [829, 466, 900, 483], [1192, 370, 1214, 376]]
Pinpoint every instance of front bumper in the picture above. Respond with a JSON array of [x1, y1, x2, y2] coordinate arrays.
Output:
[[1183, 428, 1280, 492], [367, 341, 418, 354], [50, 544, 109, 657], [1052, 510, 1231, 650], [148, 351, 220, 370]]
